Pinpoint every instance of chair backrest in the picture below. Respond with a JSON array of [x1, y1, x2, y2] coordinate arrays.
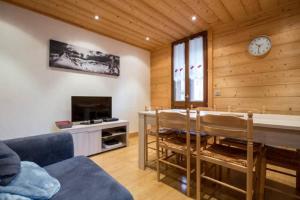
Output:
[[196, 110, 253, 141], [195, 106, 216, 111], [146, 105, 169, 111], [227, 105, 266, 114], [156, 109, 190, 131], [156, 109, 191, 153], [145, 105, 152, 111]]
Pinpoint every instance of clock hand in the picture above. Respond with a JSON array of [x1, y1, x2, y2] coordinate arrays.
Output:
[[257, 43, 262, 54]]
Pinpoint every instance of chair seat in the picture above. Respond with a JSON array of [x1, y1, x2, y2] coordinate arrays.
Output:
[[148, 128, 178, 138], [266, 145, 300, 170], [220, 138, 261, 152], [159, 137, 196, 154], [194, 144, 257, 168]]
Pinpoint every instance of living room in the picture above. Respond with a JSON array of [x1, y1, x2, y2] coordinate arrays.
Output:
[[0, 0, 299, 200]]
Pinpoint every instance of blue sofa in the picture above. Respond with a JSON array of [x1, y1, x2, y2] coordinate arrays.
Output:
[[3, 133, 133, 200]]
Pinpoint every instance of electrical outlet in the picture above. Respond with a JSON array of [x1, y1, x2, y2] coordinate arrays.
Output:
[[214, 89, 221, 96]]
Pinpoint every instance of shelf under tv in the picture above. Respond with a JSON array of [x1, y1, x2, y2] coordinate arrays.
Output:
[[102, 131, 126, 138], [58, 120, 129, 156], [102, 142, 126, 152]]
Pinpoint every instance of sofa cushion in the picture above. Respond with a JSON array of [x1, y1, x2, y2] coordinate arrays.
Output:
[[4, 133, 74, 167], [0, 141, 20, 186], [44, 156, 133, 200]]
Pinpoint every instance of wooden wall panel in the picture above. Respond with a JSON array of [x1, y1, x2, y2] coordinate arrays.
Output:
[[150, 46, 172, 108], [150, 7, 300, 115], [213, 11, 300, 115], [150, 30, 213, 108]]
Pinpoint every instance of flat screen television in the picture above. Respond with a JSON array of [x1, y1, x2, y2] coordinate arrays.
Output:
[[72, 96, 112, 122]]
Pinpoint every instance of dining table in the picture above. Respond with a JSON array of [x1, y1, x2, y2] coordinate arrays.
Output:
[[138, 109, 300, 190]]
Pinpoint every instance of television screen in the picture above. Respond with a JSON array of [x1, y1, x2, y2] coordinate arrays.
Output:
[[72, 96, 112, 122]]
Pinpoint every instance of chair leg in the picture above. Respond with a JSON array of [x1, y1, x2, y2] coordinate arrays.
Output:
[[145, 134, 148, 163], [218, 165, 222, 181], [226, 168, 231, 178], [157, 143, 160, 181], [255, 148, 263, 199], [297, 149, 300, 191], [246, 170, 253, 200], [196, 155, 201, 200], [187, 153, 191, 197], [176, 153, 180, 164], [258, 150, 266, 200], [165, 149, 168, 170], [247, 161, 254, 200]]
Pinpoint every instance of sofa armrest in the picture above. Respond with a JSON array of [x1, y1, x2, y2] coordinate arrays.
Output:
[[4, 133, 74, 167]]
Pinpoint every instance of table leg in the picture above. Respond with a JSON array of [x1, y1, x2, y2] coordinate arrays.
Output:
[[297, 149, 300, 191], [138, 114, 146, 170], [258, 149, 266, 200]]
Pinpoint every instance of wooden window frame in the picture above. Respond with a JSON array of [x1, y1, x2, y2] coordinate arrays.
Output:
[[171, 31, 208, 109]]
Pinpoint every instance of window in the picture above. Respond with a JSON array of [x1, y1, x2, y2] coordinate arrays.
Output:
[[172, 31, 207, 108]]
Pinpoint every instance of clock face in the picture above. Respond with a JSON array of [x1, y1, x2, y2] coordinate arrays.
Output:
[[248, 36, 272, 56]]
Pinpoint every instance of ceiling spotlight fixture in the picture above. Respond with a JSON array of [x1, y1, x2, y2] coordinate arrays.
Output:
[[145, 37, 150, 41], [191, 15, 197, 21], [94, 15, 100, 20]]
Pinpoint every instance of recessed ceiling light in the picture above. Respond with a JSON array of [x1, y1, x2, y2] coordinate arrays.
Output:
[[94, 15, 100, 20], [191, 15, 197, 21], [145, 37, 150, 41]]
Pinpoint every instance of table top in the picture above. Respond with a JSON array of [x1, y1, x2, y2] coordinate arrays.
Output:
[[139, 110, 300, 131]]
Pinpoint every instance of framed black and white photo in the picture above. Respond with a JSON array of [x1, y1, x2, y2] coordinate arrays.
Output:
[[49, 39, 120, 76]]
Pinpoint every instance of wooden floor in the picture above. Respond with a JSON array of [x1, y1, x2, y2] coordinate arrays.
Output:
[[90, 136, 299, 200]]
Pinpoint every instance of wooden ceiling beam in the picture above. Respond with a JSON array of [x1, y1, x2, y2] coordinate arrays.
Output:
[[162, 0, 209, 29], [3, 0, 298, 51], [55, 0, 162, 47], [5, 0, 155, 50], [47, 0, 160, 48], [141, 0, 201, 34], [180, 0, 219, 24], [259, 0, 278, 11], [202, 0, 233, 23], [103, 0, 184, 40], [241, 0, 262, 15], [220, 0, 248, 21], [212, 1, 300, 35], [126, 0, 191, 38], [60, 0, 168, 45], [86, 0, 173, 44]]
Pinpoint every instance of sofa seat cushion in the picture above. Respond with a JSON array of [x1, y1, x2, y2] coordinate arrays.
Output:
[[44, 156, 133, 200]]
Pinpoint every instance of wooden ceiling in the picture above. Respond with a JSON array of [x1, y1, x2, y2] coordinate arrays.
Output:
[[3, 0, 299, 51]]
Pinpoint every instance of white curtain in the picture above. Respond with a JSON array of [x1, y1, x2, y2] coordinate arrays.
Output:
[[173, 43, 185, 101], [189, 36, 204, 102]]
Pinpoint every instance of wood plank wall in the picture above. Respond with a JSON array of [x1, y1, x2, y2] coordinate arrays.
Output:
[[150, 31, 213, 109], [213, 10, 300, 115], [150, 8, 300, 115], [150, 45, 172, 108]]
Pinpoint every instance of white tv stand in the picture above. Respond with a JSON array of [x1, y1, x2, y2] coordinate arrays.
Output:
[[59, 120, 129, 156]]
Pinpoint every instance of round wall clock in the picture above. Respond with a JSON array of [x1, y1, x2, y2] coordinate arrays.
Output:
[[248, 36, 272, 57]]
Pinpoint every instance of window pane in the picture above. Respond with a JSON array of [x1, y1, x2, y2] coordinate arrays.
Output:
[[173, 43, 185, 101], [189, 37, 204, 102]]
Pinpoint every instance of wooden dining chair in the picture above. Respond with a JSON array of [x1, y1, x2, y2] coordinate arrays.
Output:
[[227, 105, 266, 114], [195, 111, 263, 200], [220, 106, 265, 150], [193, 105, 217, 111], [156, 109, 193, 196], [258, 146, 300, 200], [144, 106, 173, 166]]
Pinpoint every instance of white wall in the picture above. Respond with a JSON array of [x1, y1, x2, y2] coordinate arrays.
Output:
[[0, 2, 150, 140]]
